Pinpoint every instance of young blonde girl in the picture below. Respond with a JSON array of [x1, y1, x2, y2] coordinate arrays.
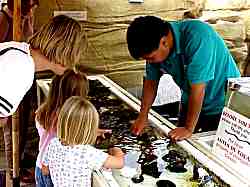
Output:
[[35, 69, 89, 186], [42, 96, 124, 187]]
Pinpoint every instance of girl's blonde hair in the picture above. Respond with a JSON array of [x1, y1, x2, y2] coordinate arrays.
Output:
[[57, 96, 99, 145], [28, 15, 84, 67], [36, 69, 89, 131]]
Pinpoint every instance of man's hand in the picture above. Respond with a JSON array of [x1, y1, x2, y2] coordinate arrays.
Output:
[[168, 127, 193, 141], [130, 79, 158, 135], [130, 116, 148, 136], [168, 83, 206, 141]]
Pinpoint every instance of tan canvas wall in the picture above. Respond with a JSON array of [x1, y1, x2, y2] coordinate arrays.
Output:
[[34, 0, 250, 89]]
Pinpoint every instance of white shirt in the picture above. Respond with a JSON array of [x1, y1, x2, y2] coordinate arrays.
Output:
[[43, 138, 108, 187], [0, 41, 34, 117], [153, 74, 181, 106]]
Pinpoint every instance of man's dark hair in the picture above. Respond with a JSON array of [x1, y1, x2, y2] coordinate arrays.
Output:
[[126, 16, 170, 59]]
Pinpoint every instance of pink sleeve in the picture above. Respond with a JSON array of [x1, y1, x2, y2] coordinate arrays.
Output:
[[35, 119, 45, 138]]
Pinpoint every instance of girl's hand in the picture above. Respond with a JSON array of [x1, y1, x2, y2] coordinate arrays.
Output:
[[41, 164, 50, 176], [108, 147, 124, 157], [97, 129, 112, 139]]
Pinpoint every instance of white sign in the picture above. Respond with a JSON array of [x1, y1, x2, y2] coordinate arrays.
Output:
[[212, 107, 250, 180], [54, 11, 87, 21], [128, 0, 144, 3]]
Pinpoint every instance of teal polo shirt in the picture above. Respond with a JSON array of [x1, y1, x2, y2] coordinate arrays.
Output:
[[146, 20, 240, 115]]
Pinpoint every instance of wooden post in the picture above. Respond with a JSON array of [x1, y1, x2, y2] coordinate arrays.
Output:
[[12, 0, 22, 186], [12, 110, 20, 186], [13, 0, 22, 41]]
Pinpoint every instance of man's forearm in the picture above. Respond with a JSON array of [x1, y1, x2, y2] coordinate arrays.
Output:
[[140, 80, 158, 116], [185, 83, 205, 132]]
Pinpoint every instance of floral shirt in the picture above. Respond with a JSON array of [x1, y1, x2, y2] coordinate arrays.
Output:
[[43, 137, 108, 187]]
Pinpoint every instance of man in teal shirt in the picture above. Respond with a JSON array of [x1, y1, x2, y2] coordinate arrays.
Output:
[[126, 16, 240, 141]]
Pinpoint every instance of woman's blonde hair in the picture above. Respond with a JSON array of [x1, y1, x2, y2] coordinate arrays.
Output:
[[57, 96, 99, 145], [36, 69, 89, 131], [28, 15, 84, 67]]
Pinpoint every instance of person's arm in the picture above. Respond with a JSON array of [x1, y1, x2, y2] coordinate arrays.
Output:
[[103, 147, 124, 169], [22, 15, 34, 40], [41, 141, 51, 176], [0, 13, 9, 42], [131, 79, 158, 135], [0, 117, 8, 125], [168, 83, 205, 141], [35, 118, 45, 138]]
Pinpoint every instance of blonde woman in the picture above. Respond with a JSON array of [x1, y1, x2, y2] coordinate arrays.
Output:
[[42, 96, 124, 187], [0, 15, 83, 118], [0, 15, 84, 183]]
